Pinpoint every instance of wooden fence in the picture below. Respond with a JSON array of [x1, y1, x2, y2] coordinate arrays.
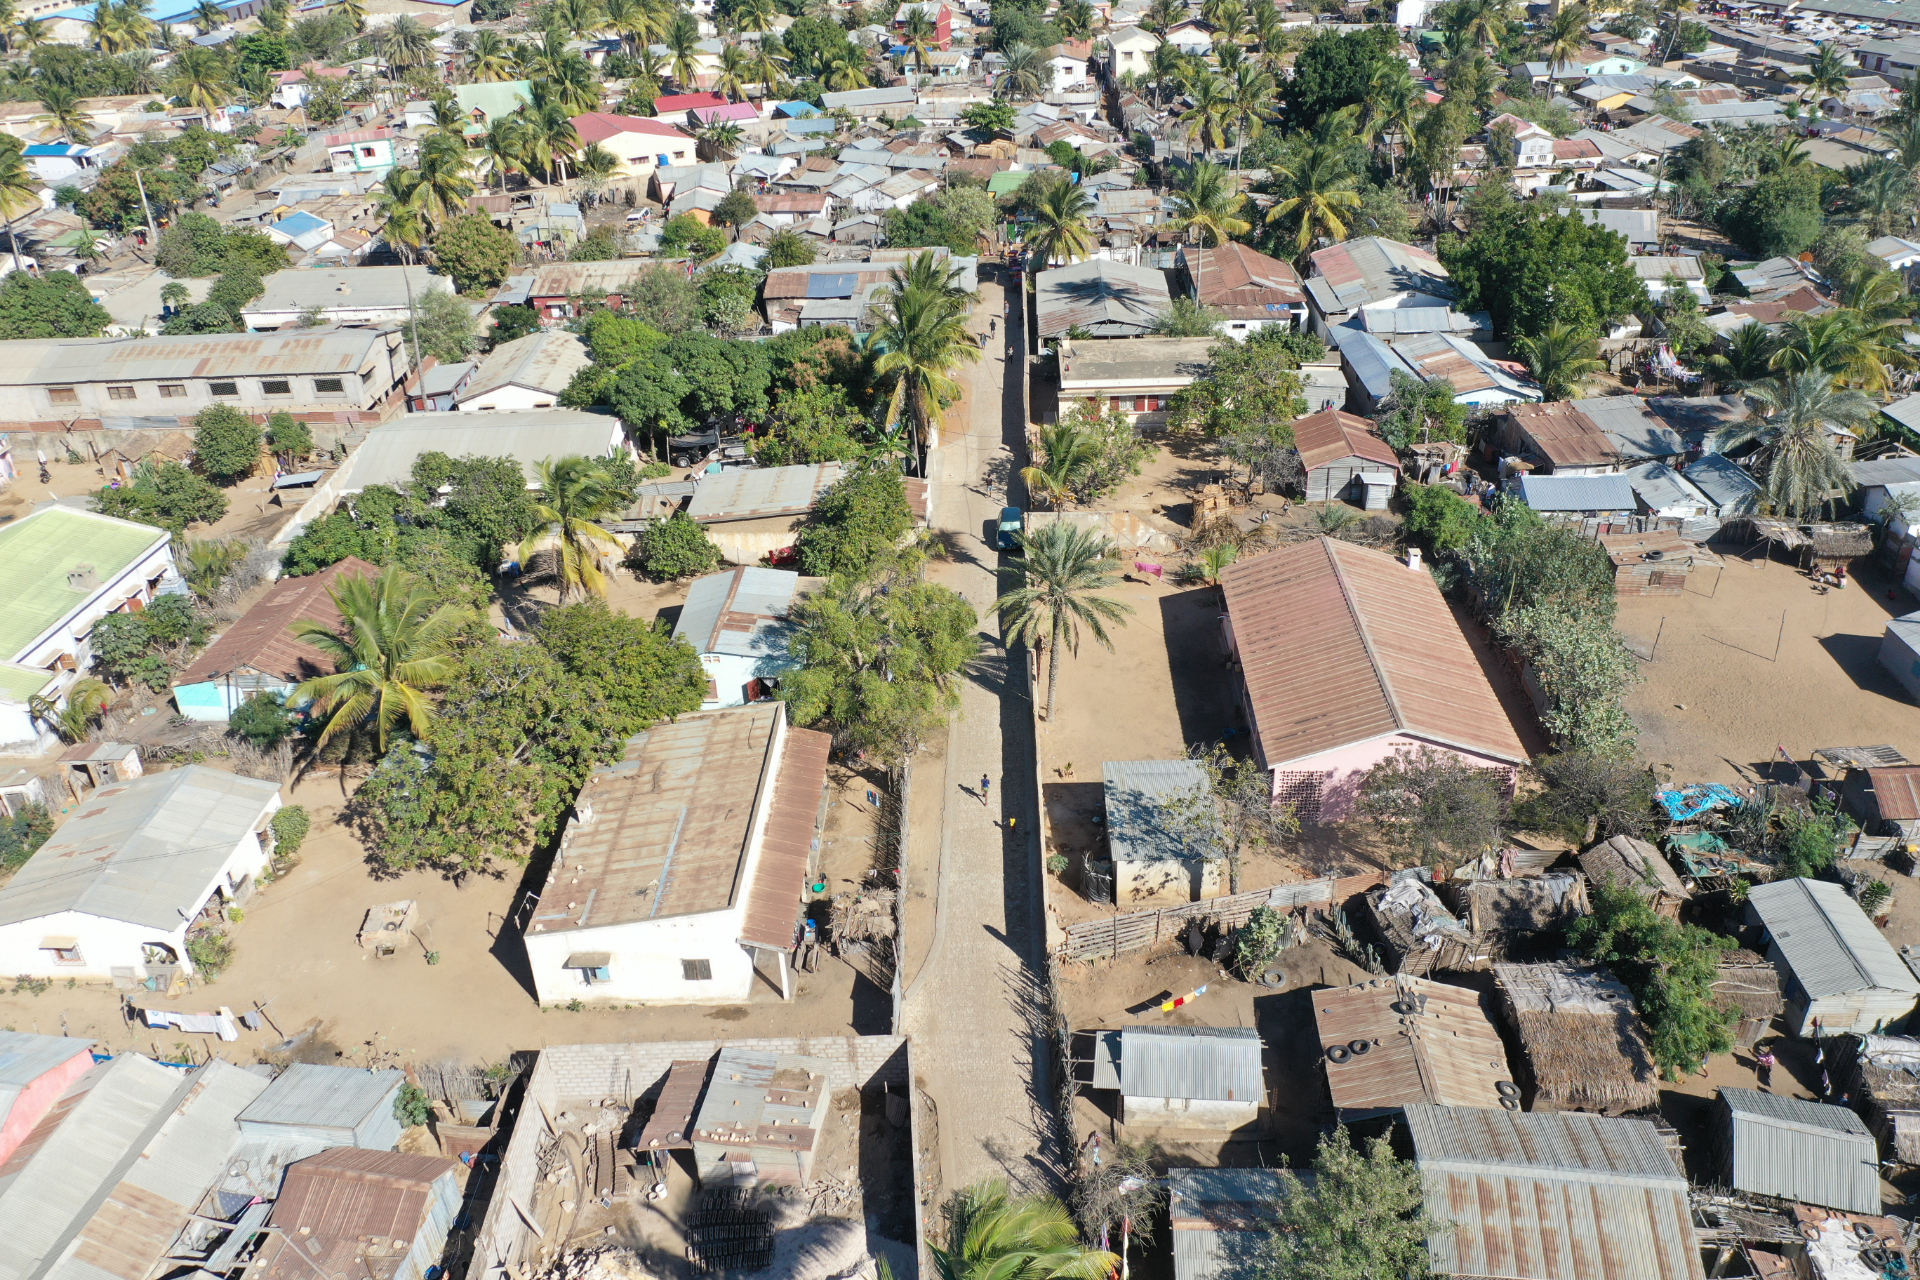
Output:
[[1059, 872, 1386, 963]]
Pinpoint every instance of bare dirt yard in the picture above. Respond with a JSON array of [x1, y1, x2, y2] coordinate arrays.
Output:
[[1616, 543, 1920, 787]]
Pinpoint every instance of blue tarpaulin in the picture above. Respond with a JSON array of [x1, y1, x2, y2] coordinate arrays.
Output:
[[1656, 784, 1746, 822]]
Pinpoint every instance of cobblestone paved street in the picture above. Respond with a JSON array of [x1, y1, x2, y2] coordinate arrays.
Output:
[[901, 266, 1055, 1200]]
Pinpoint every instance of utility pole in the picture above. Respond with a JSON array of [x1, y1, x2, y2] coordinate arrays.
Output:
[[133, 166, 157, 249]]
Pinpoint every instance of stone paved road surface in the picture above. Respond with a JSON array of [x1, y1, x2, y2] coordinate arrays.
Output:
[[901, 266, 1056, 1202]]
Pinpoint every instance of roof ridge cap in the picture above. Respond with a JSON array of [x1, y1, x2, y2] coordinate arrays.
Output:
[[1799, 875, 1877, 991], [1322, 538, 1407, 735]]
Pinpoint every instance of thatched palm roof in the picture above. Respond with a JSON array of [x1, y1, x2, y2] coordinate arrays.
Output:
[[1580, 836, 1690, 905], [1492, 961, 1661, 1113]]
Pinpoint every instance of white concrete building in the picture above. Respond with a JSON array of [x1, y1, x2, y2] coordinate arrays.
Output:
[[239, 267, 452, 331], [1105, 25, 1160, 79], [671, 566, 802, 709], [453, 331, 591, 412], [522, 703, 831, 1006], [0, 766, 281, 981], [1092, 1025, 1265, 1128], [0, 507, 178, 756]]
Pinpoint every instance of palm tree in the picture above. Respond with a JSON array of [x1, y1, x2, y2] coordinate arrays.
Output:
[[191, 0, 225, 35], [1705, 321, 1777, 392], [523, 96, 580, 183], [901, 6, 936, 72], [1265, 141, 1360, 259], [1228, 62, 1274, 169], [732, 0, 776, 30], [1514, 322, 1602, 400], [1025, 172, 1094, 267], [1055, 0, 1092, 37], [415, 132, 477, 227], [1182, 71, 1235, 160], [697, 119, 744, 158], [1794, 43, 1853, 106], [1843, 159, 1914, 237], [92, 0, 155, 53], [602, 0, 649, 53], [552, 0, 603, 35], [545, 52, 602, 115], [479, 112, 526, 192], [528, 456, 632, 603], [998, 522, 1134, 724], [1147, 42, 1186, 108], [377, 15, 436, 82], [1534, 2, 1587, 70], [374, 169, 429, 261], [33, 84, 94, 141], [1731, 371, 1872, 518], [1020, 420, 1095, 510], [714, 42, 753, 101], [29, 677, 112, 745], [1361, 59, 1422, 180], [426, 93, 468, 140], [872, 251, 980, 470], [10, 16, 49, 48], [167, 46, 234, 110], [333, 0, 366, 30], [749, 34, 789, 99], [998, 41, 1048, 99], [0, 137, 47, 271], [1167, 160, 1248, 312], [290, 566, 469, 755], [664, 10, 704, 88], [575, 141, 617, 204], [823, 52, 871, 92], [1144, 0, 1182, 33]]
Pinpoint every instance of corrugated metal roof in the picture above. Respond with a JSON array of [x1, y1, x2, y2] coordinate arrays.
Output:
[[0, 506, 170, 661], [1573, 395, 1686, 460], [535, 705, 783, 935], [237, 1065, 405, 1135], [1168, 1168, 1288, 1280], [0, 1031, 93, 1091], [1750, 877, 1920, 998], [687, 462, 844, 523], [1293, 408, 1400, 473], [253, 1148, 458, 1280], [1183, 242, 1304, 314], [672, 567, 800, 659], [0, 1055, 192, 1280], [1867, 767, 1920, 822], [1117, 1026, 1263, 1102], [1327, 323, 1418, 401], [1517, 473, 1638, 512], [245, 267, 445, 317], [0, 767, 280, 931], [637, 1059, 709, 1151], [1852, 456, 1920, 488], [1621, 461, 1710, 511], [1407, 1104, 1703, 1280], [454, 331, 590, 404], [738, 724, 830, 951], [1034, 259, 1171, 337], [1313, 976, 1514, 1116], [343, 410, 623, 490], [1720, 1087, 1880, 1212], [177, 557, 379, 686], [1102, 760, 1214, 865], [1219, 538, 1529, 770], [1306, 237, 1452, 314], [1680, 452, 1760, 512], [1505, 400, 1617, 469], [688, 1047, 827, 1183]]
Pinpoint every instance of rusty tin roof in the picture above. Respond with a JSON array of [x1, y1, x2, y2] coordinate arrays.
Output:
[[177, 557, 379, 686], [1314, 975, 1515, 1117]]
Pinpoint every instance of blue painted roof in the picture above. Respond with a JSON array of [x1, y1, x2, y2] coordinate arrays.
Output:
[[24, 144, 84, 156], [271, 211, 328, 237], [775, 100, 821, 117], [784, 116, 837, 134], [51, 0, 204, 22]]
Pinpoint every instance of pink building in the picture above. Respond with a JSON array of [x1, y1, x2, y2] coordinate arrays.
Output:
[[1220, 538, 1529, 823], [0, 1030, 95, 1166]]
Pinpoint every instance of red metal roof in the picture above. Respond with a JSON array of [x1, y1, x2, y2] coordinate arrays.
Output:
[[255, 1148, 455, 1280], [1505, 401, 1617, 469], [1869, 767, 1920, 822], [652, 92, 727, 112], [1293, 409, 1400, 474], [739, 726, 831, 950], [692, 102, 759, 125], [323, 128, 393, 146], [176, 557, 379, 686], [569, 111, 693, 143], [1184, 242, 1305, 315], [1220, 538, 1529, 769]]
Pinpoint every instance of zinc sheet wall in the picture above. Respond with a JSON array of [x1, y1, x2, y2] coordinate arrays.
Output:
[[395, 1170, 460, 1280], [1724, 1103, 1881, 1213]]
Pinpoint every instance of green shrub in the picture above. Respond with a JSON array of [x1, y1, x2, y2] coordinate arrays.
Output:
[[270, 804, 310, 856], [186, 929, 234, 979], [1859, 879, 1893, 916], [1231, 905, 1293, 979], [1570, 881, 1735, 1080], [631, 513, 721, 581], [394, 1082, 432, 1127], [0, 803, 54, 872], [229, 691, 294, 746], [194, 404, 263, 485]]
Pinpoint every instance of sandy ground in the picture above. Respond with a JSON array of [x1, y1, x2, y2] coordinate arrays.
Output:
[[1618, 544, 1920, 786], [7, 455, 306, 547]]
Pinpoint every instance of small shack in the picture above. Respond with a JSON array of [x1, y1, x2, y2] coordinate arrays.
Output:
[[1857, 766, 1920, 840], [250, 1148, 462, 1280], [1714, 949, 1787, 1049], [1579, 835, 1691, 919], [1363, 877, 1482, 976], [1446, 871, 1589, 948], [1803, 522, 1875, 571], [1292, 408, 1401, 507], [1312, 975, 1517, 1121], [1102, 760, 1221, 903], [1492, 961, 1660, 1113], [1599, 531, 1719, 598], [1748, 876, 1920, 1036], [1169, 1168, 1286, 1280], [1879, 611, 1920, 704], [1715, 1087, 1881, 1214], [1091, 1025, 1265, 1128], [688, 1047, 829, 1188], [236, 1064, 407, 1152], [1837, 1034, 1920, 1165]]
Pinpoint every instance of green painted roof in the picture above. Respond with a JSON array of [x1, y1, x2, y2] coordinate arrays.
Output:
[[455, 80, 533, 121], [988, 171, 1028, 195], [0, 507, 168, 660], [0, 662, 55, 705]]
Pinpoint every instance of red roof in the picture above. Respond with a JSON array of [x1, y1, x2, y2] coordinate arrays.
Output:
[[570, 112, 693, 143], [177, 556, 379, 686], [692, 102, 759, 125], [1552, 137, 1603, 161], [324, 128, 393, 146], [1221, 538, 1529, 769], [651, 92, 727, 112], [1292, 409, 1400, 473]]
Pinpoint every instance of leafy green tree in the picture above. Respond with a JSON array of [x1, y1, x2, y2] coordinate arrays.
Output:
[[162, 301, 243, 335], [1357, 744, 1506, 867], [962, 99, 1016, 132], [1373, 369, 1466, 449], [95, 460, 229, 533], [0, 802, 55, 873], [1511, 750, 1655, 841], [931, 1180, 1115, 1280], [1459, 498, 1617, 625], [755, 384, 870, 466], [797, 467, 914, 577], [1569, 881, 1736, 1080], [1724, 167, 1822, 260], [265, 411, 312, 463], [1167, 332, 1307, 442], [1496, 603, 1640, 755], [783, 554, 979, 767], [632, 512, 721, 580], [659, 211, 727, 260], [230, 691, 295, 747], [1168, 742, 1300, 895], [236, 31, 291, 73], [407, 287, 480, 365], [154, 211, 230, 276], [0, 270, 112, 338], [486, 304, 540, 349], [711, 187, 759, 239], [1440, 201, 1647, 338], [1279, 25, 1400, 129], [290, 564, 471, 755], [1256, 1127, 1441, 1280], [534, 600, 706, 734], [432, 213, 517, 294], [206, 263, 265, 318], [999, 521, 1133, 723], [1400, 481, 1483, 553], [90, 611, 173, 690], [764, 228, 815, 267], [194, 403, 263, 485]]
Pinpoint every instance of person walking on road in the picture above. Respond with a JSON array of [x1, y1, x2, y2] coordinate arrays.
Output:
[[980, 774, 991, 806]]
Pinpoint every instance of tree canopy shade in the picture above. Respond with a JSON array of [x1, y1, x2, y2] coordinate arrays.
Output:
[[1570, 880, 1736, 1080], [431, 213, 517, 294], [1724, 164, 1822, 260], [0, 269, 112, 338], [609, 330, 774, 436], [95, 461, 229, 534], [797, 467, 915, 577], [1279, 26, 1401, 130], [1357, 743, 1508, 867], [930, 1180, 1116, 1280], [1439, 201, 1647, 339], [999, 521, 1133, 723], [193, 404, 263, 485], [1255, 1127, 1442, 1280]]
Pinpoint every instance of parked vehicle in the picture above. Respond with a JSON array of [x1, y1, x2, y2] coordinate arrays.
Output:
[[997, 506, 1024, 552]]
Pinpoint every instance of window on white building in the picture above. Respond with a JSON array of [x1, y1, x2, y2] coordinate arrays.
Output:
[[682, 958, 713, 981], [41, 939, 83, 964]]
